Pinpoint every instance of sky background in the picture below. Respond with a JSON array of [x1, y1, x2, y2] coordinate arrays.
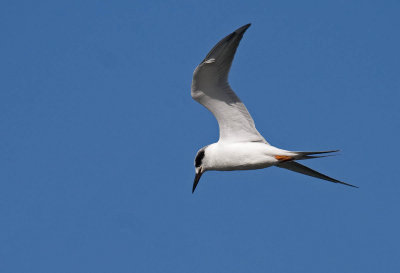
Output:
[[1, 0, 399, 272]]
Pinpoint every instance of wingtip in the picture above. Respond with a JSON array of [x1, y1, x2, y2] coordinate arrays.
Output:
[[277, 161, 358, 189], [339, 181, 359, 188], [317, 173, 359, 189], [327, 176, 358, 188], [234, 23, 251, 34]]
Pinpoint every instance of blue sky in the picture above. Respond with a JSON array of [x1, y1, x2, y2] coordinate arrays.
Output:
[[1, 0, 399, 272]]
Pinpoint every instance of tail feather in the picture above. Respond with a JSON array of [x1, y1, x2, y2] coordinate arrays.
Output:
[[300, 154, 338, 160], [294, 150, 339, 160], [277, 161, 358, 188], [295, 150, 339, 155]]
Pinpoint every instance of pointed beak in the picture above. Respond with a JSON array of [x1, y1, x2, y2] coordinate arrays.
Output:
[[192, 168, 204, 194]]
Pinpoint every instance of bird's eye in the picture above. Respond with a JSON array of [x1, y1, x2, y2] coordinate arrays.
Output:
[[195, 150, 205, 167]]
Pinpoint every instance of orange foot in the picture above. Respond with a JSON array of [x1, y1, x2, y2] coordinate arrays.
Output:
[[274, 155, 293, 162]]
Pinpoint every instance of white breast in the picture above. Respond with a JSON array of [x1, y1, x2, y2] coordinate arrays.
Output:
[[205, 142, 290, 171]]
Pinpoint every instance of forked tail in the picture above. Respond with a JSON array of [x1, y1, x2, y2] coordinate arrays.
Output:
[[294, 150, 340, 160], [274, 149, 358, 188]]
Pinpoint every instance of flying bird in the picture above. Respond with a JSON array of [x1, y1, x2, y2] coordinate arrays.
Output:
[[191, 24, 357, 193]]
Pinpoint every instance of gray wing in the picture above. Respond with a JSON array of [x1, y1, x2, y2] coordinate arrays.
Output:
[[191, 24, 268, 144], [277, 161, 358, 188]]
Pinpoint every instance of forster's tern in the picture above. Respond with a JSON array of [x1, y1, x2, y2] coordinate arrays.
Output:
[[191, 24, 357, 193]]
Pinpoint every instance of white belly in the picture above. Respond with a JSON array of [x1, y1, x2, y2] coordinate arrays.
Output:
[[205, 142, 289, 171]]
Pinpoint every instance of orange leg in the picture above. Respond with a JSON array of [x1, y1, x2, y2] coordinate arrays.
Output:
[[274, 155, 293, 162]]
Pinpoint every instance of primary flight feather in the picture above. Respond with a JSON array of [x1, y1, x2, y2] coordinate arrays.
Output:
[[191, 24, 357, 193]]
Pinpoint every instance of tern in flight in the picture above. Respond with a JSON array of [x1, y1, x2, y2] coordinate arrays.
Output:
[[191, 24, 357, 193]]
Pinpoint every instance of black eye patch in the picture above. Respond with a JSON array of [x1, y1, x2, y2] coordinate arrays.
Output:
[[195, 150, 205, 167]]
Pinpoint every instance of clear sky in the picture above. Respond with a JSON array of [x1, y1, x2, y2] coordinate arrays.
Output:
[[1, 0, 399, 272]]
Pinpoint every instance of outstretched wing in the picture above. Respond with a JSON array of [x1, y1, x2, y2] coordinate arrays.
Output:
[[191, 24, 268, 144], [277, 161, 358, 188]]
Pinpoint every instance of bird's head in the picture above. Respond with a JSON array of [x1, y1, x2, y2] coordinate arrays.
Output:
[[192, 146, 209, 193]]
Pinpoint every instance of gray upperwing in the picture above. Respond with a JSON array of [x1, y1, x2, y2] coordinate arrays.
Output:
[[191, 24, 268, 144]]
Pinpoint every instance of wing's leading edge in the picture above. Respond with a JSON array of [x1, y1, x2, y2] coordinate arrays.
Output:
[[191, 24, 268, 144]]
